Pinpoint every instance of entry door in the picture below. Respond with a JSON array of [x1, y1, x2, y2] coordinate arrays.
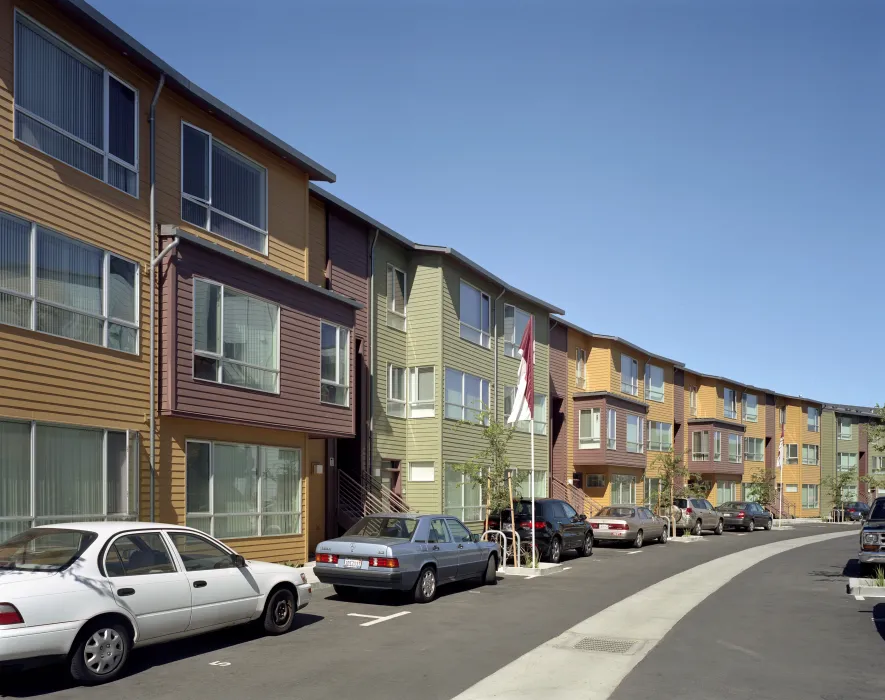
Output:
[[428, 518, 459, 582], [166, 532, 261, 631], [446, 518, 485, 578], [105, 532, 192, 641], [379, 461, 402, 510]]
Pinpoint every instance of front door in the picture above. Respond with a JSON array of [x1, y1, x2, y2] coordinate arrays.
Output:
[[166, 532, 261, 631], [446, 518, 484, 578], [105, 531, 192, 641], [428, 518, 459, 582]]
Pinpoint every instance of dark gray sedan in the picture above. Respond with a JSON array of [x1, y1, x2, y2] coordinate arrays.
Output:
[[314, 514, 499, 603], [717, 501, 773, 531]]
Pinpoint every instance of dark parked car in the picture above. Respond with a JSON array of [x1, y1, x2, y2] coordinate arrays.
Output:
[[835, 501, 870, 522], [488, 498, 593, 564], [859, 497, 885, 573], [717, 501, 773, 531]]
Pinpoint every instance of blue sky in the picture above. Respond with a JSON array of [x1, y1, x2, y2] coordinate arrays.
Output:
[[92, 0, 885, 406]]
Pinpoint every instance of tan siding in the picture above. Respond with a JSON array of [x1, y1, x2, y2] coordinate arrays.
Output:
[[308, 198, 326, 287]]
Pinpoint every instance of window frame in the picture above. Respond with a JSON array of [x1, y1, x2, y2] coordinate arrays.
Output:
[[870, 456, 885, 474], [801, 484, 819, 509], [620, 354, 638, 396], [180, 121, 269, 254], [692, 430, 709, 461], [727, 434, 742, 464], [724, 388, 738, 420], [713, 431, 722, 462], [408, 366, 435, 418], [14, 11, 140, 197], [444, 463, 485, 522], [785, 443, 799, 465], [837, 452, 858, 471], [838, 417, 852, 440], [575, 347, 586, 388], [408, 461, 435, 482], [0, 212, 141, 354], [320, 321, 350, 407], [503, 303, 532, 359], [644, 364, 665, 403], [807, 406, 820, 432], [387, 364, 407, 418], [743, 393, 758, 422], [105, 531, 178, 577], [689, 387, 697, 416], [586, 473, 606, 488], [191, 277, 281, 394], [607, 408, 617, 449], [444, 368, 490, 425], [578, 408, 601, 449], [503, 387, 547, 435], [386, 264, 407, 331], [744, 437, 764, 462], [626, 413, 644, 454], [802, 444, 820, 466], [458, 279, 490, 349], [647, 420, 672, 452]]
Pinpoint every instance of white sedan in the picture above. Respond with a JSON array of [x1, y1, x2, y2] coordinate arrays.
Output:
[[0, 522, 312, 685]]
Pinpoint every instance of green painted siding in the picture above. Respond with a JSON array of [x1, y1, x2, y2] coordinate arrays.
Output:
[[821, 410, 836, 513]]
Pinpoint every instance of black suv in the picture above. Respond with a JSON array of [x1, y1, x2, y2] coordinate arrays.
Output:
[[489, 498, 593, 563]]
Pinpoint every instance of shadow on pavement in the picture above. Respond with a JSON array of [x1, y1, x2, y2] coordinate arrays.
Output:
[[331, 577, 490, 607], [806, 559, 859, 581], [0, 614, 324, 698]]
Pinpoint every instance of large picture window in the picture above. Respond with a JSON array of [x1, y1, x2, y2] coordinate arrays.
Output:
[[626, 414, 644, 453], [14, 13, 139, 196], [181, 123, 268, 253], [0, 420, 139, 541], [444, 464, 483, 522], [186, 440, 301, 539], [644, 364, 664, 402], [620, 354, 638, 396], [459, 280, 490, 348], [0, 212, 139, 353], [320, 322, 350, 406], [193, 278, 280, 393], [807, 406, 820, 432], [444, 368, 489, 424], [648, 421, 672, 452], [503, 304, 531, 358], [504, 388, 547, 435], [744, 437, 764, 462], [728, 434, 743, 463], [839, 417, 853, 440], [802, 444, 819, 466]]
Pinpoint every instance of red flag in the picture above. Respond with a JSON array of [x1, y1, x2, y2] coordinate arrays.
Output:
[[506, 316, 534, 423]]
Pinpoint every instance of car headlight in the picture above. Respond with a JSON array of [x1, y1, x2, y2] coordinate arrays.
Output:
[[863, 533, 878, 545]]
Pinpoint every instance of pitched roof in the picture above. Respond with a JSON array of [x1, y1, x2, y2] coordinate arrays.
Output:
[[553, 317, 684, 368]]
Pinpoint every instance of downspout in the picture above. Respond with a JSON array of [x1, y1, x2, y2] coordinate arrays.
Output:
[[492, 289, 506, 422], [148, 73, 165, 523], [367, 229, 380, 482]]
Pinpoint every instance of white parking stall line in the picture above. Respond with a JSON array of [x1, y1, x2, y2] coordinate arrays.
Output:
[[347, 611, 411, 627]]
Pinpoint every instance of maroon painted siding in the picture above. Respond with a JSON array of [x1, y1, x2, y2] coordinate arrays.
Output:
[[765, 394, 776, 477], [674, 369, 685, 461], [859, 422, 869, 502], [572, 394, 647, 469], [549, 322, 569, 483], [687, 419, 745, 476], [159, 237, 356, 437]]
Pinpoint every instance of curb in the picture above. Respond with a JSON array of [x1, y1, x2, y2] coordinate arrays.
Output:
[[846, 577, 885, 599], [669, 535, 705, 543], [500, 562, 563, 578]]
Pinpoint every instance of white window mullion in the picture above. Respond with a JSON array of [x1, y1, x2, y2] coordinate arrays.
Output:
[[206, 133, 213, 227], [217, 285, 225, 383], [29, 421, 37, 528], [257, 448, 263, 538], [101, 429, 108, 517], [208, 442, 215, 537], [102, 250, 110, 347], [29, 222, 37, 330], [102, 70, 109, 183]]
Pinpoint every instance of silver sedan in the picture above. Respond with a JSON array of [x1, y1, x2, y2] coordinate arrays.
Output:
[[586, 505, 669, 548]]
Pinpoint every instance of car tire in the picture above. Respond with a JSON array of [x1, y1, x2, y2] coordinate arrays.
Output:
[[659, 526, 668, 544], [714, 520, 724, 536], [547, 537, 562, 564], [414, 566, 437, 603], [748, 520, 755, 533], [333, 584, 359, 600], [764, 518, 772, 531], [578, 533, 593, 557], [692, 520, 702, 536], [69, 620, 131, 685], [633, 530, 644, 548], [262, 588, 296, 635], [481, 555, 498, 585]]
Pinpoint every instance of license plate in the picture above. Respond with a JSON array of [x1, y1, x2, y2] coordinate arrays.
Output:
[[342, 558, 361, 569], [503, 522, 512, 531], [598, 524, 609, 530]]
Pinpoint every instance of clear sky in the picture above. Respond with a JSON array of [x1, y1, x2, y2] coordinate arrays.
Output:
[[91, 0, 884, 406]]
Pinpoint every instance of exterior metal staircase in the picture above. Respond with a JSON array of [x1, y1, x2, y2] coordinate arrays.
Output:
[[337, 470, 412, 531], [550, 476, 603, 517]]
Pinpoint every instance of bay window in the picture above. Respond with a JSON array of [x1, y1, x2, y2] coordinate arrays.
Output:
[[14, 12, 139, 195], [728, 434, 742, 463], [193, 279, 280, 393], [620, 354, 638, 396], [579, 408, 601, 449], [607, 408, 617, 449], [459, 280, 490, 348], [320, 322, 350, 406], [692, 431, 709, 461], [648, 421, 672, 452], [181, 122, 268, 253], [445, 368, 489, 424], [713, 431, 721, 461], [0, 419, 139, 541], [644, 364, 664, 402], [626, 414, 644, 453], [504, 304, 531, 358], [185, 440, 301, 539], [0, 211, 139, 353], [387, 364, 406, 418]]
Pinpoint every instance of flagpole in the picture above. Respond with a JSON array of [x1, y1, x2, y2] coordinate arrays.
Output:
[[530, 417, 536, 567]]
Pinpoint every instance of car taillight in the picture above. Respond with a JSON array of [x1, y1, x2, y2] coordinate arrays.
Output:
[[488, 519, 500, 529], [738, 511, 746, 518], [685, 507, 693, 514], [369, 557, 399, 568], [316, 553, 339, 564], [590, 523, 599, 529], [518, 521, 546, 529], [0, 604, 23, 626], [607, 523, 629, 530]]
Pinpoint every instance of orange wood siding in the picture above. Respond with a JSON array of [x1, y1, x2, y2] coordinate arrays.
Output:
[[308, 197, 327, 287]]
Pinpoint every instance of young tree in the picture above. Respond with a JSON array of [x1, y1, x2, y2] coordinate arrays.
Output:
[[744, 469, 776, 508], [648, 451, 701, 535], [822, 469, 858, 520], [868, 405, 885, 452]]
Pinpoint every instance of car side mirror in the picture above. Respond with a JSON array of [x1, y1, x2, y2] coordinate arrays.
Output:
[[579, 513, 587, 521], [472, 533, 481, 543], [232, 554, 247, 568]]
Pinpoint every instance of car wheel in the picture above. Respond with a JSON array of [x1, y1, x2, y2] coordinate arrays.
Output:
[[578, 533, 593, 557], [414, 566, 437, 603], [748, 519, 755, 533], [692, 520, 702, 536], [481, 555, 498, 585], [633, 530, 644, 548], [660, 526, 668, 543], [547, 537, 562, 564], [764, 518, 772, 531], [714, 520, 724, 536], [262, 588, 296, 635], [69, 620, 130, 685], [333, 584, 359, 600]]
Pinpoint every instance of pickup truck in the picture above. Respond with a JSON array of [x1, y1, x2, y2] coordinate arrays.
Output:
[[859, 497, 885, 573]]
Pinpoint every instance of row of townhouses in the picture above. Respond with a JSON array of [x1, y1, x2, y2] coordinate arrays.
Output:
[[0, 1, 881, 561]]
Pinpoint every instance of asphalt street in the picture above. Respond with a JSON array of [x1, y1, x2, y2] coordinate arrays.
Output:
[[0, 524, 869, 700]]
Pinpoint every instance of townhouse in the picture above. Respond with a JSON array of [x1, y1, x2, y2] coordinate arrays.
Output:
[[820, 404, 882, 514]]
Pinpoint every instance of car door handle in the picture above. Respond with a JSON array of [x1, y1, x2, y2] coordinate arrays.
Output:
[[193, 580, 208, 588], [432, 545, 440, 551], [117, 588, 135, 597], [457, 543, 465, 549]]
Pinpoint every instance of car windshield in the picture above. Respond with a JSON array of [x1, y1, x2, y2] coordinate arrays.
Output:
[[598, 507, 635, 518], [345, 517, 418, 539], [720, 502, 747, 510], [0, 528, 97, 572], [869, 501, 885, 521]]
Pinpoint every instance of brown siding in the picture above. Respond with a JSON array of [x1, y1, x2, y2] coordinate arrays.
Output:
[[549, 322, 568, 483], [765, 394, 776, 478], [687, 421, 745, 476], [674, 369, 685, 460], [160, 238, 356, 436], [572, 395, 647, 469], [308, 198, 327, 287]]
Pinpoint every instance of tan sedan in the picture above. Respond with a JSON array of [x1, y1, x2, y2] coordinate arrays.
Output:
[[587, 505, 669, 548]]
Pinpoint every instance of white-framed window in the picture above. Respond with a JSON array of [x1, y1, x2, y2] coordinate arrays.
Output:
[[742, 483, 756, 501], [408, 462, 435, 482], [0, 419, 139, 541], [779, 406, 786, 425], [181, 122, 268, 253], [713, 431, 722, 462], [802, 444, 819, 466], [644, 477, 661, 506], [802, 484, 819, 509], [575, 347, 586, 388], [444, 464, 484, 521], [648, 421, 672, 451], [644, 364, 664, 402], [716, 480, 737, 504], [724, 388, 738, 420], [744, 437, 764, 462], [409, 366, 435, 418], [620, 354, 638, 396], [838, 417, 853, 440], [185, 440, 301, 539], [837, 452, 857, 471], [192, 278, 280, 393], [387, 364, 406, 418], [503, 304, 532, 358], [504, 388, 547, 435], [444, 368, 489, 424], [611, 474, 636, 505], [692, 431, 709, 461], [744, 393, 758, 422], [510, 468, 549, 498], [586, 473, 606, 488], [728, 434, 742, 463], [871, 456, 885, 474], [785, 484, 798, 494], [807, 406, 820, 432], [626, 414, 644, 453], [320, 322, 350, 406], [14, 12, 139, 196], [387, 264, 407, 331], [459, 280, 490, 348], [785, 443, 798, 465], [607, 408, 617, 449], [0, 211, 140, 354], [579, 408, 601, 449], [689, 387, 697, 416]]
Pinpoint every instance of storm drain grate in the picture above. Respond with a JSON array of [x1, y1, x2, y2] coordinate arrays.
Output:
[[573, 637, 639, 655]]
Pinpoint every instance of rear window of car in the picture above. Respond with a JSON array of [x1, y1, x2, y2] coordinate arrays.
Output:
[[720, 502, 747, 510], [0, 528, 97, 572], [598, 507, 635, 518], [344, 517, 418, 539], [503, 502, 536, 519], [673, 499, 688, 508]]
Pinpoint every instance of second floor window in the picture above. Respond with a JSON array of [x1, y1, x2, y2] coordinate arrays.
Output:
[[744, 393, 758, 422], [504, 388, 547, 435], [445, 368, 489, 424], [15, 13, 138, 196], [744, 437, 764, 462], [0, 211, 139, 354], [728, 434, 742, 463], [320, 322, 350, 406], [839, 417, 852, 440], [181, 123, 268, 254], [193, 279, 280, 393], [692, 431, 709, 461], [459, 280, 490, 348], [409, 367, 435, 418], [644, 364, 664, 402], [689, 387, 697, 416], [779, 406, 786, 425], [387, 265, 406, 331], [724, 388, 738, 419], [871, 456, 885, 474], [785, 443, 798, 465], [837, 452, 857, 471], [713, 431, 722, 461], [807, 406, 820, 432], [648, 421, 672, 451], [579, 408, 600, 449], [575, 348, 586, 388], [802, 444, 819, 466], [626, 414, 644, 453], [607, 408, 617, 449], [387, 365, 406, 417], [621, 354, 638, 396], [504, 305, 531, 358]]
